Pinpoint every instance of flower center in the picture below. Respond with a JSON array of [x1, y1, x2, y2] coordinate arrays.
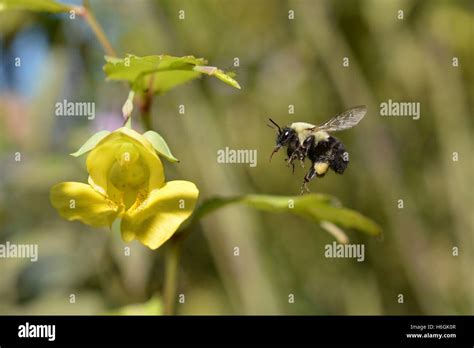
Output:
[[109, 143, 150, 192]]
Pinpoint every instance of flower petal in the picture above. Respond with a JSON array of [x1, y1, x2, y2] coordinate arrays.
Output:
[[50, 182, 120, 227], [121, 181, 199, 249], [86, 128, 165, 194], [86, 140, 120, 194], [119, 128, 165, 191], [117, 127, 156, 154]]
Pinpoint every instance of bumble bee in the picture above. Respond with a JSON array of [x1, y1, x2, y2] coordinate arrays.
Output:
[[268, 105, 367, 194]]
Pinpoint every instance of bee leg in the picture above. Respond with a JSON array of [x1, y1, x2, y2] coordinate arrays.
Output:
[[300, 135, 315, 168], [285, 157, 296, 173], [286, 152, 298, 167], [290, 147, 305, 169], [302, 135, 315, 151], [299, 153, 305, 169], [292, 144, 308, 169], [300, 166, 316, 195], [300, 182, 310, 195]]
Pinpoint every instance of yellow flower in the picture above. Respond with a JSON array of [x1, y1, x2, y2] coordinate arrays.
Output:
[[50, 127, 199, 250]]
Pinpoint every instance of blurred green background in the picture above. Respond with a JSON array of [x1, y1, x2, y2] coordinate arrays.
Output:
[[0, 0, 472, 315]]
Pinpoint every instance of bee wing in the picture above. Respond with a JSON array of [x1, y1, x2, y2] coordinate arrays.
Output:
[[315, 105, 367, 132]]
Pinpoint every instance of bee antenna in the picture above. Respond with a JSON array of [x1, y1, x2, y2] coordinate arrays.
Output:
[[268, 118, 282, 133]]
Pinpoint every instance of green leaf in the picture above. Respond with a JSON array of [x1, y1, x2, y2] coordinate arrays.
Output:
[[143, 130, 179, 162], [193, 66, 241, 89], [0, 0, 73, 13], [190, 194, 382, 237], [103, 54, 241, 94], [70, 130, 110, 157]]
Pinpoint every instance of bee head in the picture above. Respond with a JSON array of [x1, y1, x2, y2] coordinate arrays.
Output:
[[268, 119, 295, 161], [276, 127, 295, 147]]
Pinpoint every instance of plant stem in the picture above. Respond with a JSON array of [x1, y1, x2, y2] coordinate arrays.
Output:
[[80, 1, 117, 57], [163, 239, 181, 315], [139, 74, 156, 130]]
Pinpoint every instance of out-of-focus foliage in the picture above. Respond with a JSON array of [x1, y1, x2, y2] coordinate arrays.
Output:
[[107, 296, 161, 315], [0, 0, 472, 316], [0, 0, 73, 13]]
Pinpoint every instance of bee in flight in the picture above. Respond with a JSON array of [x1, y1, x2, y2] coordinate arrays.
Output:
[[268, 105, 367, 194]]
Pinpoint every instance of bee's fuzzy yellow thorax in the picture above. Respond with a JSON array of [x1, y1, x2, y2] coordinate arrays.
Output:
[[290, 122, 329, 145]]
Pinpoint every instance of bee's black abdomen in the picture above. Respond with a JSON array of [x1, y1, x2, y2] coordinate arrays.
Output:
[[328, 137, 349, 174], [330, 154, 349, 174], [308, 136, 349, 174]]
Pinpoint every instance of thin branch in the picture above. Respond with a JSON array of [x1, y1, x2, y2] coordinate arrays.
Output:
[[79, 1, 117, 57]]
